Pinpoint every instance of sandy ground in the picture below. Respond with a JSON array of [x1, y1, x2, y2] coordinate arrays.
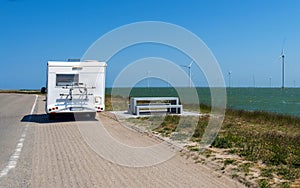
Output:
[[0, 94, 245, 187]]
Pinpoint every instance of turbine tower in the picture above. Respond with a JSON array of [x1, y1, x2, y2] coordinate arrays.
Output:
[[181, 61, 193, 88]]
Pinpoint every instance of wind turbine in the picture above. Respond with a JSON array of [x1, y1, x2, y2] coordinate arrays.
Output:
[[146, 70, 151, 88], [273, 39, 286, 88], [228, 71, 232, 88], [252, 74, 256, 88], [181, 61, 193, 88], [279, 39, 286, 89], [280, 48, 285, 89]]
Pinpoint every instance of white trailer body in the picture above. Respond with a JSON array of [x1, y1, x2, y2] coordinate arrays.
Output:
[[46, 60, 107, 116]]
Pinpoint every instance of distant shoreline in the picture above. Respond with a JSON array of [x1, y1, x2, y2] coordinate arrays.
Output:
[[0, 90, 41, 94]]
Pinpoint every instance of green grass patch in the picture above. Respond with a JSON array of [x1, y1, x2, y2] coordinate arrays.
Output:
[[260, 167, 274, 178], [258, 179, 271, 188], [187, 145, 200, 152], [224, 159, 235, 166], [212, 136, 232, 148], [238, 162, 252, 176]]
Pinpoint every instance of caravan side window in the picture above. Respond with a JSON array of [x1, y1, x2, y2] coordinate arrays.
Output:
[[56, 74, 79, 86]]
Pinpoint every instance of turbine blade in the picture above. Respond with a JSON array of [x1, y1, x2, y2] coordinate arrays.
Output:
[[281, 38, 286, 55], [272, 56, 281, 64], [281, 38, 286, 49]]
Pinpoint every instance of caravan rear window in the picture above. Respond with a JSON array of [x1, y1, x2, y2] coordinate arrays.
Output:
[[56, 74, 79, 86]]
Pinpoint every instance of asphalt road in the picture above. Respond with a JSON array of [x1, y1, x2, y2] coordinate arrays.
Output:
[[0, 94, 37, 187], [0, 94, 245, 188]]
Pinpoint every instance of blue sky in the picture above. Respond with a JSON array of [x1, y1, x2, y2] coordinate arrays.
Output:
[[0, 0, 299, 89]]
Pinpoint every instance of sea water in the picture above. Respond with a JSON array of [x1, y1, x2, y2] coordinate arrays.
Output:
[[106, 87, 300, 117]]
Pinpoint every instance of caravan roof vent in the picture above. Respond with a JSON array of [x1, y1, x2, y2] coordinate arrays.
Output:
[[67, 58, 81, 62]]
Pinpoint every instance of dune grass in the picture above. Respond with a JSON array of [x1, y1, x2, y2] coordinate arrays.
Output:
[[105, 94, 128, 111], [183, 110, 300, 185], [213, 110, 300, 184], [136, 112, 299, 186]]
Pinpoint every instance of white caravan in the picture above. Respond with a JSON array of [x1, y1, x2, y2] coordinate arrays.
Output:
[[46, 60, 107, 119]]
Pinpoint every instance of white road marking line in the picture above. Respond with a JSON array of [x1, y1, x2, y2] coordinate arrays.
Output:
[[0, 95, 38, 178]]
